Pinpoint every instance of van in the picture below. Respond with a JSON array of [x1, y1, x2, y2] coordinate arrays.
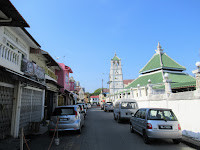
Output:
[[113, 99, 138, 123]]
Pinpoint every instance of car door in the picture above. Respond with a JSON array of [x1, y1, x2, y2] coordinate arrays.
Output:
[[137, 109, 146, 134], [132, 109, 141, 132]]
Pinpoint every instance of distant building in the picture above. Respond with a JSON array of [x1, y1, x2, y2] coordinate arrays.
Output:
[[99, 88, 109, 104], [90, 95, 99, 104], [123, 79, 134, 88]]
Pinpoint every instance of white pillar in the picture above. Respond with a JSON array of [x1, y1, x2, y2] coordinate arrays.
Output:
[[147, 79, 153, 96], [11, 81, 22, 138], [137, 84, 141, 97], [192, 62, 200, 90], [163, 73, 172, 95]]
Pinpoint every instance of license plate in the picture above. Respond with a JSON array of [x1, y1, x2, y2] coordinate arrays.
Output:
[[60, 118, 68, 121], [159, 125, 172, 129]]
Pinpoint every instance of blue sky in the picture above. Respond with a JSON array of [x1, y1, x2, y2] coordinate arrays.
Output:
[[11, 0, 200, 93]]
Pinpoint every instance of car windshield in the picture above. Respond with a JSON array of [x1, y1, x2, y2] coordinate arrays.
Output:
[[148, 109, 178, 121], [121, 102, 137, 109], [52, 107, 75, 116]]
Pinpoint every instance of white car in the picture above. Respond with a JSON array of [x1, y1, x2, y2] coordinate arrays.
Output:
[[113, 99, 138, 123]]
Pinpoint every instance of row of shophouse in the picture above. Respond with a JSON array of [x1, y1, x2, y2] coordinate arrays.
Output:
[[0, 0, 85, 139]]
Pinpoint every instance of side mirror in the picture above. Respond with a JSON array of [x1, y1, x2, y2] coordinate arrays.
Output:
[[131, 113, 135, 117]]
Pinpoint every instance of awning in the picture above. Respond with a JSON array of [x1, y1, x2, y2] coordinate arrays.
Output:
[[3, 67, 46, 89], [46, 79, 63, 88]]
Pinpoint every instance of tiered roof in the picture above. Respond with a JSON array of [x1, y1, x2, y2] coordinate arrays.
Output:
[[126, 43, 195, 90], [139, 42, 186, 74]]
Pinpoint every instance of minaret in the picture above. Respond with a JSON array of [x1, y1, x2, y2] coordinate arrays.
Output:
[[109, 53, 124, 96], [155, 42, 164, 54]]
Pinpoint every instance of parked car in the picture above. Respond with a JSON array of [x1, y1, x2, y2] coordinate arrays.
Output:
[[130, 108, 182, 144], [101, 103, 105, 110], [48, 105, 85, 135], [86, 103, 91, 109], [77, 103, 87, 118], [104, 102, 114, 112], [113, 99, 138, 123]]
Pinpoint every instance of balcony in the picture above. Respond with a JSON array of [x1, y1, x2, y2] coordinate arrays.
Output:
[[0, 42, 22, 74], [43, 67, 58, 81]]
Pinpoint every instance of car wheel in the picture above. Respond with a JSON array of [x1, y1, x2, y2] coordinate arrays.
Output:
[[117, 115, 121, 123], [143, 130, 150, 144], [114, 114, 117, 120], [77, 127, 81, 134], [130, 124, 134, 133], [172, 139, 181, 144]]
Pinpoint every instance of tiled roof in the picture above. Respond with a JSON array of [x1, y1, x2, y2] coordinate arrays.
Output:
[[123, 79, 134, 85], [90, 95, 99, 98], [112, 53, 120, 61], [139, 53, 186, 74], [139, 54, 161, 73], [167, 72, 195, 83], [125, 72, 163, 89], [161, 54, 186, 70], [125, 43, 195, 90]]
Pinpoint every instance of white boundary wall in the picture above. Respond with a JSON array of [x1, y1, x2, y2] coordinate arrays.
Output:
[[135, 90, 200, 141]]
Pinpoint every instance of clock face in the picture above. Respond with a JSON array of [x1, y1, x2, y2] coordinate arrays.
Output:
[[115, 71, 118, 74]]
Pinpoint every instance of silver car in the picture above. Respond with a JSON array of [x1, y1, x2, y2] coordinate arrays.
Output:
[[104, 102, 114, 112], [48, 105, 85, 134], [130, 108, 182, 144], [77, 103, 87, 118]]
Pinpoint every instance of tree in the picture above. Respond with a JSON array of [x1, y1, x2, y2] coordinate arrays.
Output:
[[91, 88, 102, 96]]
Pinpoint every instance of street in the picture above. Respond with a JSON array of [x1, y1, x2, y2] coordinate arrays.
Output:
[[25, 106, 194, 150]]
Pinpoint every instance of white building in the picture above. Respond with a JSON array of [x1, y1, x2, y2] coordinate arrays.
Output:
[[90, 96, 99, 104]]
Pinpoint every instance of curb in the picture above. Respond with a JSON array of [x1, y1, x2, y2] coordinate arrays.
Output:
[[181, 135, 200, 150]]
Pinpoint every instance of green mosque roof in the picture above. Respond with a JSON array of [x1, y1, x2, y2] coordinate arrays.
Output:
[[139, 43, 186, 74]]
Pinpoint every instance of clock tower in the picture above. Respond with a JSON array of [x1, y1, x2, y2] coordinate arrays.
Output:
[[109, 53, 124, 95]]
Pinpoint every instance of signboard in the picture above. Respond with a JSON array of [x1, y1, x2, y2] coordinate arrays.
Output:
[[21, 58, 45, 81]]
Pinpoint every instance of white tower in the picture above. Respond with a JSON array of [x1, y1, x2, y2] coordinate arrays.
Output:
[[109, 53, 124, 95]]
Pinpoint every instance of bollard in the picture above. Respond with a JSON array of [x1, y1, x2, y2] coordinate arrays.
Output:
[[55, 138, 60, 146]]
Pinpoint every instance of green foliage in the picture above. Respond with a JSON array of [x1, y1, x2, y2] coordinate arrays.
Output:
[[91, 88, 102, 96]]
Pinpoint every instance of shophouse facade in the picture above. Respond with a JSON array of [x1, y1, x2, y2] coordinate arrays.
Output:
[[29, 49, 62, 120], [0, 0, 46, 138], [56, 63, 75, 106]]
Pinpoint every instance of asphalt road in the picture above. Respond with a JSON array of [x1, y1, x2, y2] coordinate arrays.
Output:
[[25, 106, 194, 150]]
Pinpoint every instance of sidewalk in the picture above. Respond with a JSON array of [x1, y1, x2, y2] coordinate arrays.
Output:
[[182, 135, 200, 150], [0, 124, 48, 150]]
